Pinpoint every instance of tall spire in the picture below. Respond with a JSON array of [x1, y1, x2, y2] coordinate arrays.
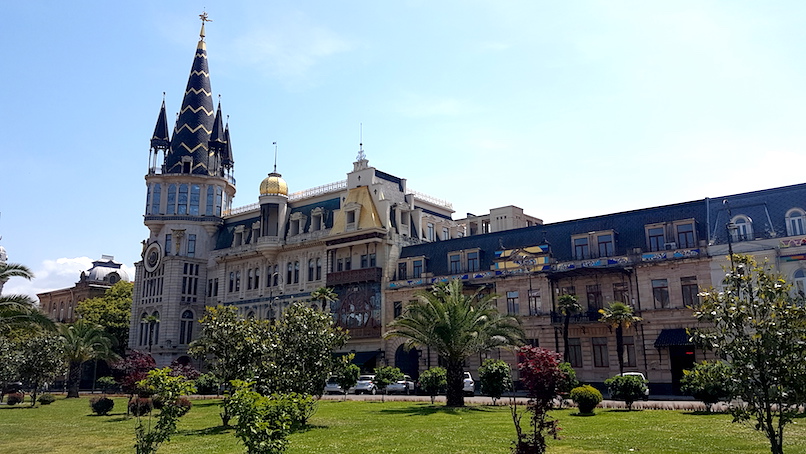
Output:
[[150, 95, 170, 150], [222, 120, 234, 169], [165, 13, 215, 175]]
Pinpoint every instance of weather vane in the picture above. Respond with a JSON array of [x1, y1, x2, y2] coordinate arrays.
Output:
[[200, 11, 212, 23]]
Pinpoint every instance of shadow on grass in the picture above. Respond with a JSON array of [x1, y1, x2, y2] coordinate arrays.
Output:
[[569, 412, 598, 417], [605, 409, 641, 413], [681, 410, 727, 416], [181, 425, 233, 436], [377, 404, 495, 417]]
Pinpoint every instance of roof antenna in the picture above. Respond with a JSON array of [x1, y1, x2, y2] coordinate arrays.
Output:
[[272, 141, 278, 173], [356, 123, 366, 161]]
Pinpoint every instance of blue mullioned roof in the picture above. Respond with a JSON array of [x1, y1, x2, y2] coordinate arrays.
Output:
[[214, 215, 260, 250], [286, 197, 341, 233]]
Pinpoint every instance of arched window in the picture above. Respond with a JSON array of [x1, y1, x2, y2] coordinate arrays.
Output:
[[248, 269, 254, 290], [731, 216, 753, 242], [179, 310, 194, 344], [229, 272, 235, 293], [139, 313, 148, 346], [235, 271, 241, 292], [273, 265, 279, 286], [254, 268, 260, 288], [794, 269, 806, 298], [151, 311, 160, 346], [287, 263, 293, 284], [316, 258, 322, 280], [786, 209, 805, 237], [308, 259, 315, 281], [294, 261, 300, 283]]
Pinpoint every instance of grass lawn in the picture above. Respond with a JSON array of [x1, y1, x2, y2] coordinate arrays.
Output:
[[1, 396, 805, 453]]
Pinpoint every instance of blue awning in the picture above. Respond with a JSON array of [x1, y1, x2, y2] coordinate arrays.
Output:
[[654, 328, 693, 348]]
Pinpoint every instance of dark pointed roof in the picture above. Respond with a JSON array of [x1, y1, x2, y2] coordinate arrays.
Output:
[[150, 99, 170, 150], [222, 122, 234, 168], [165, 27, 215, 174]]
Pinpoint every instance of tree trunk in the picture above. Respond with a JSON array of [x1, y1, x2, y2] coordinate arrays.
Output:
[[615, 325, 624, 375], [67, 361, 82, 398], [446, 362, 464, 407]]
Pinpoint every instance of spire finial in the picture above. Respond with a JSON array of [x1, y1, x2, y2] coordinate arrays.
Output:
[[356, 123, 366, 161], [199, 11, 212, 40], [272, 141, 278, 173]]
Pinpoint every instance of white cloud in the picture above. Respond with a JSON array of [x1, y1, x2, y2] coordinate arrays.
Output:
[[2, 257, 90, 301]]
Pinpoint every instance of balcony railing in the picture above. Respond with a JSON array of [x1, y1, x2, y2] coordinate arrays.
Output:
[[326, 267, 383, 286]]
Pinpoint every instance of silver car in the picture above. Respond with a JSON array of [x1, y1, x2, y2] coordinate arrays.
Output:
[[349, 374, 377, 395], [387, 375, 415, 394], [463, 372, 475, 396], [324, 376, 343, 395]]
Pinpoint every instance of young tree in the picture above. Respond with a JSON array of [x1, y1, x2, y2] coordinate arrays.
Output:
[[59, 319, 119, 398], [604, 374, 647, 411], [310, 287, 338, 312], [385, 279, 524, 407], [557, 294, 581, 364], [76, 281, 133, 354], [478, 359, 511, 405], [332, 354, 360, 401], [511, 346, 565, 454], [692, 254, 806, 454], [373, 366, 403, 402], [680, 361, 733, 412], [226, 380, 293, 454], [16, 332, 66, 406], [418, 367, 447, 405], [598, 302, 641, 375], [134, 368, 196, 454]]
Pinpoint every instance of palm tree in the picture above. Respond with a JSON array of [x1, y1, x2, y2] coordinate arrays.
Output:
[[0, 262, 34, 284], [0, 294, 55, 333], [311, 286, 338, 311], [557, 294, 581, 364], [59, 319, 119, 398], [598, 302, 642, 375], [385, 279, 524, 407]]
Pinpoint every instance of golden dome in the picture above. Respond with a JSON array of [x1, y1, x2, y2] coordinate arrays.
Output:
[[260, 172, 288, 196]]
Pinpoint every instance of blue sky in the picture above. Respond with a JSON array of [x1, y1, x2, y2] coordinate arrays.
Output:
[[4, 0, 806, 298]]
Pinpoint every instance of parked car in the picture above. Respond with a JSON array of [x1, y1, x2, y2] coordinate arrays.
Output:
[[463, 372, 475, 396], [387, 375, 415, 394], [621, 372, 650, 400], [324, 376, 343, 395], [349, 375, 377, 395]]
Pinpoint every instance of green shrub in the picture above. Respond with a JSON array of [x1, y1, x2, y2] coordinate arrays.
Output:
[[478, 359, 511, 404], [6, 392, 24, 405], [96, 376, 117, 394], [418, 367, 447, 404], [570, 385, 602, 414], [128, 397, 153, 416], [38, 393, 56, 405], [175, 396, 193, 416], [227, 380, 293, 454], [605, 375, 647, 411], [90, 397, 115, 415], [680, 361, 733, 412], [193, 373, 220, 395]]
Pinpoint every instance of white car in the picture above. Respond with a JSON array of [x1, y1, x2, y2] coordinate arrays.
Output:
[[463, 372, 475, 396], [324, 376, 343, 395], [349, 374, 377, 395], [621, 372, 650, 400], [386, 375, 415, 394]]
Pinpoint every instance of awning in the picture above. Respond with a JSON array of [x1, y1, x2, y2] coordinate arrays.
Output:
[[654, 328, 694, 348]]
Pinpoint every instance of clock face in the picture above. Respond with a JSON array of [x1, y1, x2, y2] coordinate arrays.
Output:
[[144, 243, 162, 272]]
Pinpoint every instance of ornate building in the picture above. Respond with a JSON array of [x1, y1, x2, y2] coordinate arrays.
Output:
[[129, 17, 806, 395]]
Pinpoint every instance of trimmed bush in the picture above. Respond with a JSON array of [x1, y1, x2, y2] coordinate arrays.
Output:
[[90, 397, 115, 415], [570, 385, 603, 414], [605, 374, 648, 411], [193, 373, 219, 395], [38, 394, 56, 405], [6, 392, 24, 405], [128, 397, 153, 416]]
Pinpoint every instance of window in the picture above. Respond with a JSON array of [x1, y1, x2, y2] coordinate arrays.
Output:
[[443, 227, 450, 240], [346, 211, 356, 224], [151, 183, 161, 215], [206, 186, 214, 215], [344, 256, 352, 271], [337, 258, 343, 272], [681, 276, 699, 306], [179, 310, 194, 344], [394, 301, 403, 318], [528, 289, 541, 315], [215, 187, 223, 216], [165, 234, 172, 255], [138, 313, 148, 346], [178, 184, 189, 214], [360, 254, 368, 268], [676, 223, 695, 248], [613, 282, 629, 304], [794, 269, 806, 298], [308, 259, 315, 281], [294, 261, 300, 284], [597, 234, 614, 257], [592, 337, 609, 367], [586, 284, 603, 310], [287, 263, 293, 283], [167, 184, 176, 215], [568, 338, 583, 368], [315, 258, 322, 280], [623, 336, 636, 367], [506, 291, 519, 315], [187, 234, 196, 257], [427, 223, 435, 241], [413, 260, 423, 278], [235, 271, 241, 292], [561, 285, 575, 296], [731, 216, 753, 242], [248, 269, 254, 290], [573, 237, 589, 259], [648, 227, 665, 252], [190, 184, 200, 215], [398, 262, 407, 280], [467, 251, 479, 272], [652, 279, 670, 308], [229, 272, 235, 293], [369, 253, 376, 267], [787, 209, 806, 236], [450, 254, 461, 274]]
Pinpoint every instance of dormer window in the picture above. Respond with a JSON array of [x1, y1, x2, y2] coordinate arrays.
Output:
[[786, 209, 805, 236], [310, 207, 324, 232], [731, 215, 753, 242], [343, 202, 362, 232]]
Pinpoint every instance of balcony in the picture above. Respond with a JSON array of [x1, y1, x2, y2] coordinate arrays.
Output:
[[550, 310, 603, 324], [327, 267, 383, 286]]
